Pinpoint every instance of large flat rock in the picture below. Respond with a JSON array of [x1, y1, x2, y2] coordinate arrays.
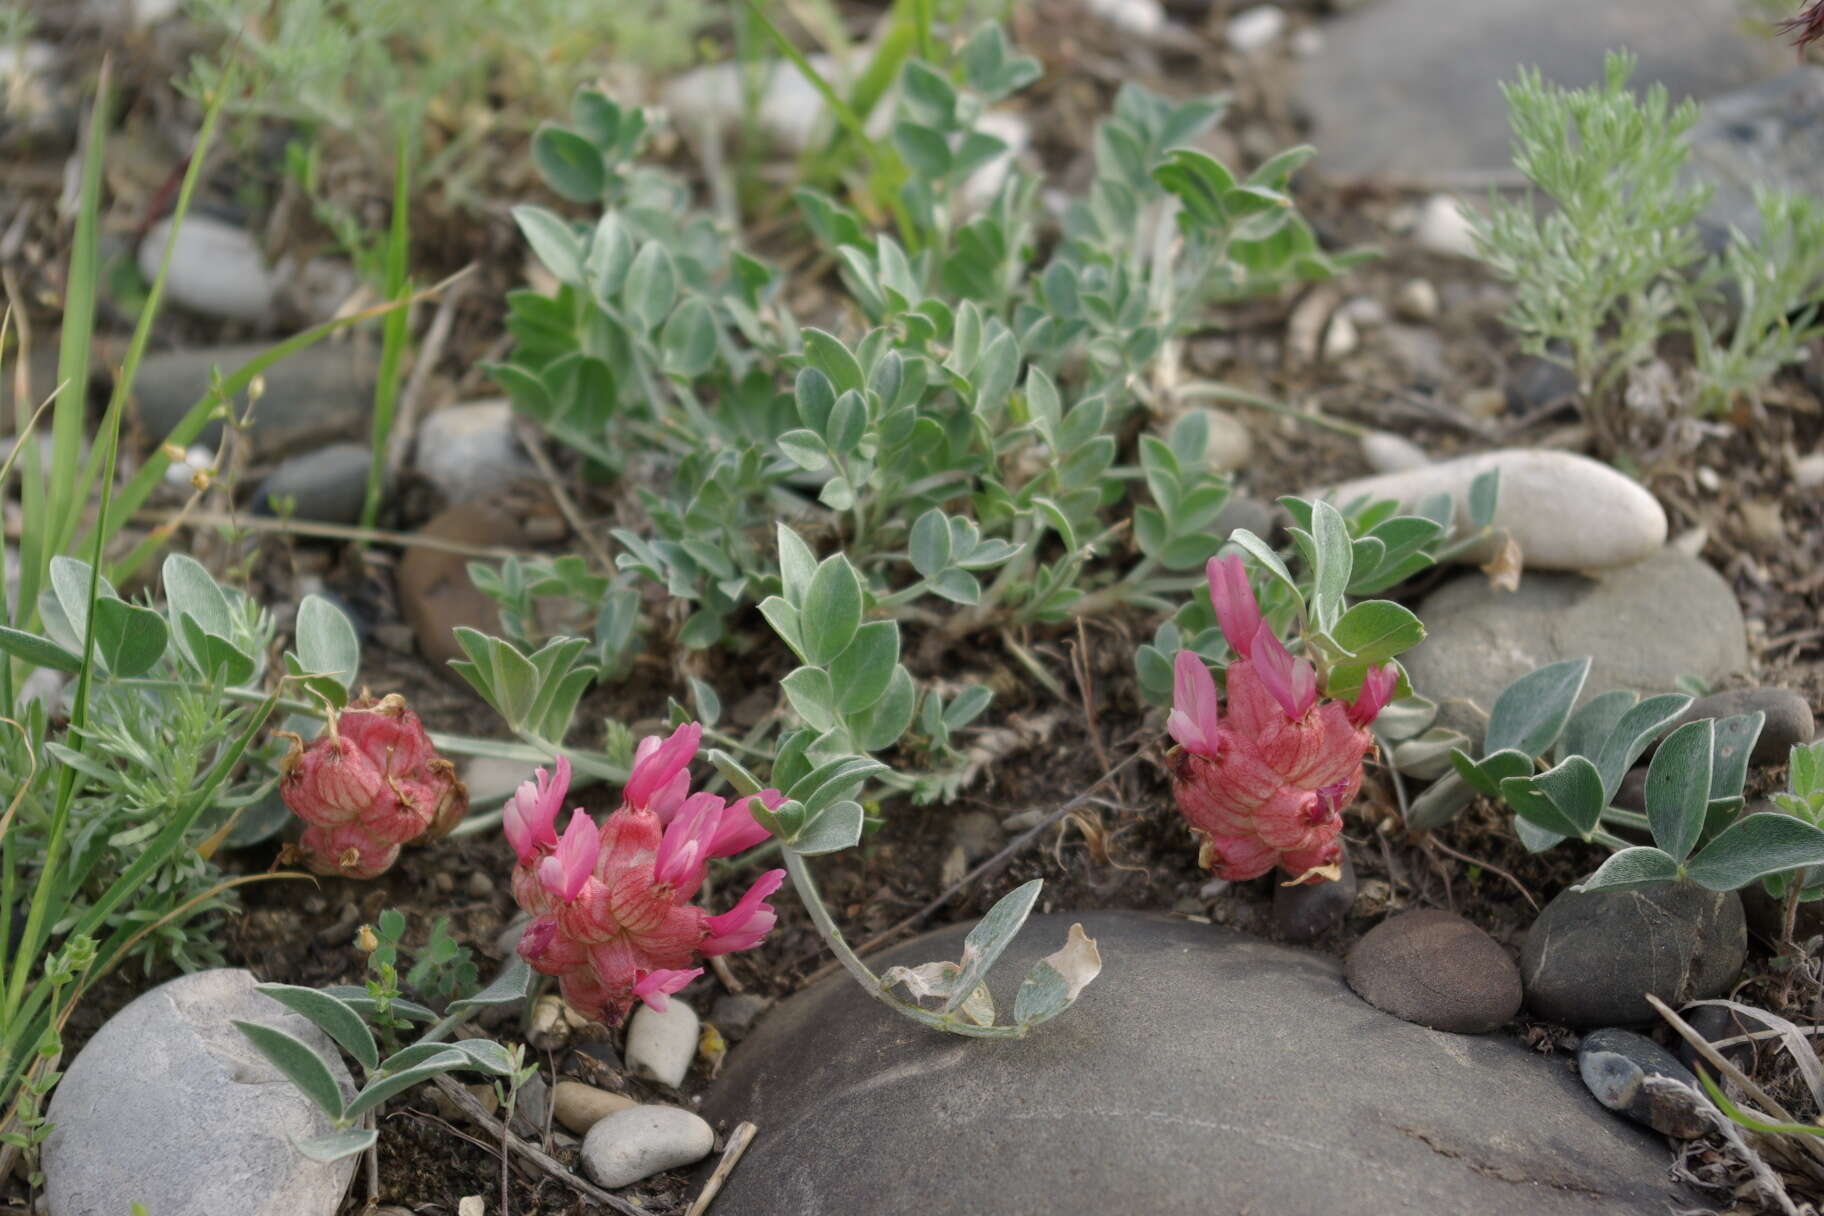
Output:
[[1294, 0, 1783, 175], [702, 912, 1685, 1214]]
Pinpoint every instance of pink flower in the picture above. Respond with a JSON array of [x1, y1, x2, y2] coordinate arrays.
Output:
[[281, 694, 467, 877], [1167, 564, 1396, 885], [506, 727, 786, 1025], [506, 756, 571, 863]]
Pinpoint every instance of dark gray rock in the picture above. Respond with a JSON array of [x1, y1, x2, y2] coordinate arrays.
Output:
[[132, 342, 377, 455], [1686, 69, 1824, 250], [1272, 848, 1357, 941], [251, 443, 374, 524], [1506, 354, 1579, 416], [1292, 0, 1781, 175], [1521, 882, 1746, 1026], [1578, 1028, 1709, 1138], [703, 912, 1685, 1215], [1345, 909, 1522, 1033], [710, 993, 772, 1040], [1667, 688, 1815, 769], [1673, 1003, 1760, 1074], [44, 969, 356, 1216], [1405, 550, 1747, 742]]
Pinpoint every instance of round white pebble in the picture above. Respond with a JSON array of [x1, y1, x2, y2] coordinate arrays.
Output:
[[625, 999, 700, 1088], [581, 1106, 715, 1189]]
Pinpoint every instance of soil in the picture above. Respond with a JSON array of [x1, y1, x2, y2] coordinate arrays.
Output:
[[4, 2, 1822, 1213]]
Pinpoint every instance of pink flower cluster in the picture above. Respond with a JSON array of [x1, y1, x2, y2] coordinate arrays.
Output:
[[280, 694, 468, 878], [505, 723, 787, 1025], [1167, 556, 1397, 885]]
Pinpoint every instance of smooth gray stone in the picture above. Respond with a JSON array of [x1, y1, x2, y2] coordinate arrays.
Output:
[[131, 342, 376, 454], [1293, 0, 1781, 174], [1578, 1028, 1709, 1138], [1404, 549, 1747, 741], [702, 912, 1686, 1215], [251, 442, 374, 524], [1344, 909, 1522, 1033], [45, 968, 356, 1216], [1666, 688, 1815, 769], [1522, 883, 1746, 1026], [1686, 69, 1824, 249], [1272, 848, 1357, 942]]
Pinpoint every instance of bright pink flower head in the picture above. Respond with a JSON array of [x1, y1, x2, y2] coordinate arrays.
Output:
[[1207, 555, 1263, 656], [505, 727, 786, 1026], [1167, 604, 1378, 885], [281, 694, 467, 877], [506, 756, 572, 863]]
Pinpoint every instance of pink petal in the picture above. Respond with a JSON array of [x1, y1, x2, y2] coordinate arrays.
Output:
[[632, 967, 703, 1012], [654, 792, 723, 889], [703, 868, 786, 955], [707, 792, 777, 858], [538, 808, 600, 902], [1167, 650, 1221, 756], [1347, 664, 1399, 728], [625, 723, 702, 811], [1248, 623, 1316, 720], [1206, 555, 1263, 658]]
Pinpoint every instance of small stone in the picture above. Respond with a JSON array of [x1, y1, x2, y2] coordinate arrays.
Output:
[[250, 443, 373, 524], [580, 1106, 715, 1189], [711, 993, 771, 1040], [1666, 688, 1814, 768], [510, 1073, 551, 1139], [1227, 4, 1287, 52], [397, 503, 527, 669], [414, 401, 535, 502], [553, 1080, 637, 1134], [662, 56, 840, 152], [529, 993, 572, 1051], [465, 870, 495, 900], [1673, 1003, 1760, 1074], [1312, 449, 1667, 571], [1192, 407, 1252, 471], [1506, 355, 1580, 415], [626, 999, 699, 1088], [1273, 850, 1357, 942], [1521, 882, 1747, 1026], [1413, 195, 1478, 258], [1578, 1028, 1709, 1138], [1212, 494, 1276, 543], [132, 342, 376, 455], [1360, 431, 1429, 474], [1321, 313, 1359, 361], [140, 216, 279, 322], [1382, 325, 1449, 387], [1394, 278, 1439, 321], [1086, 0, 1167, 38], [44, 970, 356, 1216], [1345, 909, 1522, 1033], [1338, 296, 1387, 329], [459, 1197, 486, 1216], [952, 811, 1005, 864], [1794, 452, 1824, 489]]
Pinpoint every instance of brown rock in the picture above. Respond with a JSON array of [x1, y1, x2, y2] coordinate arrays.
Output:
[[1345, 909, 1522, 1033], [553, 1080, 637, 1135], [397, 502, 526, 669]]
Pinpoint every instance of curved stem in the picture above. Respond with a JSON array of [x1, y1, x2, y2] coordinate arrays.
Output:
[[780, 848, 1025, 1038]]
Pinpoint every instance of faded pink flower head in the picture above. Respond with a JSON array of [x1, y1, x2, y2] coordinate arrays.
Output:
[[281, 694, 467, 878], [1167, 562, 1395, 885], [507, 726, 786, 1026]]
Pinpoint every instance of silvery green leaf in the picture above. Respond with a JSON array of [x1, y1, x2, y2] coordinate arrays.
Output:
[[1499, 773, 1586, 840], [856, 665, 917, 752], [1513, 816, 1567, 853], [531, 125, 606, 202], [909, 509, 952, 579], [1373, 695, 1437, 743], [233, 1021, 345, 1121], [1709, 712, 1765, 802], [1225, 529, 1300, 607], [1686, 813, 1824, 892], [0, 627, 81, 674], [1484, 658, 1590, 759], [829, 622, 900, 715], [799, 556, 862, 665], [345, 1051, 469, 1121], [511, 204, 584, 285], [162, 553, 233, 639], [320, 988, 437, 1023], [1558, 689, 1637, 762], [1646, 719, 1713, 863], [781, 668, 838, 732], [255, 984, 378, 1072], [789, 799, 864, 856], [943, 879, 1042, 1015], [292, 595, 359, 692], [1390, 727, 1470, 781], [622, 242, 678, 331], [802, 328, 864, 395], [447, 958, 533, 1015], [1533, 754, 1606, 837], [446, 1039, 517, 1076], [1309, 500, 1353, 632], [295, 1128, 376, 1164], [775, 526, 818, 608], [1572, 846, 1682, 893], [1327, 600, 1423, 665], [1013, 922, 1102, 1026], [1404, 769, 1474, 830], [1595, 693, 1693, 802]]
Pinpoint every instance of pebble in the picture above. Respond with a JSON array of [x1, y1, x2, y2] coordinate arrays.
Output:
[[1212, 493, 1276, 543], [662, 56, 841, 153], [529, 993, 573, 1051], [1521, 882, 1747, 1026], [1578, 1028, 1710, 1138], [397, 502, 527, 669], [711, 993, 772, 1041], [1394, 278, 1439, 321], [414, 401, 536, 502], [250, 443, 373, 524], [464, 870, 495, 900], [1086, 0, 1169, 39], [1344, 909, 1522, 1033], [1412, 195, 1478, 258], [1795, 451, 1824, 489], [132, 342, 376, 455], [1673, 1003, 1761, 1073], [510, 1073, 551, 1139], [1321, 312, 1359, 361], [1359, 431, 1429, 474], [44, 970, 356, 1215], [139, 216, 280, 323], [1226, 4, 1287, 52], [951, 811, 1005, 864], [1665, 688, 1815, 769], [1193, 407, 1252, 472], [625, 998, 700, 1088], [553, 1080, 637, 1134], [459, 1198, 485, 1216], [581, 1106, 716, 1189], [1315, 449, 1667, 571], [1381, 325, 1448, 388], [1272, 850, 1357, 942]]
